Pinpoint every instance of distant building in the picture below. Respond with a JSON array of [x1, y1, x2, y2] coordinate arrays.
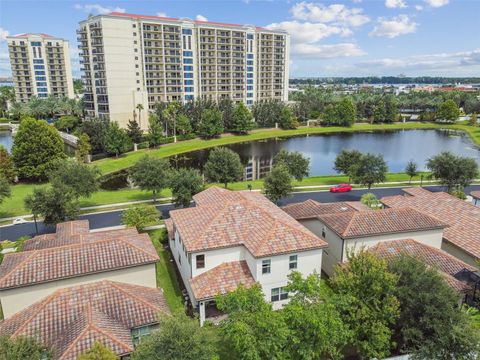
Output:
[[0, 220, 158, 318], [6, 33, 74, 102], [77, 12, 290, 128]]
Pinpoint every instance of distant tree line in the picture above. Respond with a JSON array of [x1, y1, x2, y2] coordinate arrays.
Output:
[[290, 76, 480, 85]]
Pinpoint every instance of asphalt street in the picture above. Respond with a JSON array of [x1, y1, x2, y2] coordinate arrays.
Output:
[[1, 184, 479, 241]]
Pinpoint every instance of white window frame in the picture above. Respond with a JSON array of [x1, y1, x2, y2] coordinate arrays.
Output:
[[262, 259, 271, 274]]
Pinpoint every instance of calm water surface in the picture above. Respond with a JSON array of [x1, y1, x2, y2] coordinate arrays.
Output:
[[170, 129, 480, 178], [0, 130, 13, 152]]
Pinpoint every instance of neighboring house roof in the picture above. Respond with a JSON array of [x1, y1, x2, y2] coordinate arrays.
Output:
[[189, 261, 256, 301], [282, 199, 360, 220], [471, 190, 480, 200], [169, 187, 327, 257], [317, 207, 446, 239], [0, 221, 159, 290], [381, 188, 480, 260], [0, 281, 169, 360], [371, 239, 476, 292], [164, 218, 174, 241]]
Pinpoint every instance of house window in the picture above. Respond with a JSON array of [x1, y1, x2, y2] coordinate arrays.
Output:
[[271, 287, 288, 302], [289, 255, 297, 270], [131, 325, 156, 346], [321, 227, 326, 238], [262, 259, 271, 274], [196, 254, 205, 269]]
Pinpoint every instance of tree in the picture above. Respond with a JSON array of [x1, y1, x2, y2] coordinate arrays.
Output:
[[77, 341, 118, 360], [252, 99, 284, 128], [219, 97, 235, 131], [73, 79, 84, 95], [388, 255, 480, 359], [24, 185, 79, 225], [405, 160, 418, 184], [263, 164, 293, 203], [283, 272, 351, 360], [0, 176, 11, 204], [360, 192, 379, 209], [136, 103, 144, 129], [121, 204, 160, 232], [48, 159, 100, 199], [130, 155, 171, 202], [147, 113, 164, 148], [132, 313, 219, 360], [469, 112, 478, 126], [426, 151, 479, 193], [54, 115, 79, 133], [162, 101, 181, 142], [0, 145, 15, 181], [333, 149, 363, 182], [216, 284, 290, 360], [12, 117, 65, 181], [75, 133, 92, 163], [231, 102, 254, 134], [384, 94, 398, 123], [197, 108, 224, 138], [80, 117, 109, 154], [105, 122, 132, 157], [278, 106, 297, 129], [274, 149, 310, 181], [126, 119, 143, 144], [170, 168, 204, 208], [0, 335, 52, 360], [204, 147, 243, 188], [330, 250, 399, 359], [373, 99, 386, 123], [176, 114, 193, 135], [0, 86, 15, 117], [349, 153, 388, 189], [336, 97, 356, 126], [436, 99, 460, 123]]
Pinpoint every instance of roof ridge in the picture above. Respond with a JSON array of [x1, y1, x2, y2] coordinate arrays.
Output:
[[118, 234, 158, 259], [339, 211, 357, 237], [58, 304, 93, 360], [106, 281, 164, 313]]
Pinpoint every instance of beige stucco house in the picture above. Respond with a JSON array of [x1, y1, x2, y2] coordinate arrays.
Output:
[[0, 220, 158, 318]]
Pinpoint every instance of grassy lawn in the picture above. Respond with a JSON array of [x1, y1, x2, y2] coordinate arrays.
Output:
[[93, 122, 480, 175], [148, 228, 185, 314], [0, 172, 437, 218]]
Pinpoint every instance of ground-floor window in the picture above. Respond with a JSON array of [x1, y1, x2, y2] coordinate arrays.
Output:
[[271, 287, 288, 302], [131, 324, 157, 346]]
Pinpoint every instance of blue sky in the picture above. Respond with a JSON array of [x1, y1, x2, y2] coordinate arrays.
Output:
[[1, 0, 479, 78]]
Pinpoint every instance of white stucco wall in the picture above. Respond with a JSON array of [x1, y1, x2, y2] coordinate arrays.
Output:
[[441, 241, 479, 269], [0, 263, 156, 319]]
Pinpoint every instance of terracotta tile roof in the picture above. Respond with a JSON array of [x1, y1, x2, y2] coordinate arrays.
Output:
[[471, 190, 480, 200], [0, 221, 158, 289], [170, 187, 327, 257], [318, 207, 446, 239], [189, 261, 256, 301], [371, 239, 476, 292], [381, 188, 480, 260], [282, 199, 361, 220], [164, 218, 174, 241], [0, 281, 169, 360]]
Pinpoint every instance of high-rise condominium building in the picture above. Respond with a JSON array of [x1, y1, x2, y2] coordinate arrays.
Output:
[[78, 12, 289, 128], [7, 33, 74, 103]]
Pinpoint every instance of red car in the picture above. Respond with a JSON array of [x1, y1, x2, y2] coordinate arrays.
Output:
[[330, 183, 352, 193]]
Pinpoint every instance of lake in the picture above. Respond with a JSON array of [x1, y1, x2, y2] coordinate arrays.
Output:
[[169, 129, 480, 179], [0, 130, 13, 152]]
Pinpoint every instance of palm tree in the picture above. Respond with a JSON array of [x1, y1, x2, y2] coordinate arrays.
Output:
[[136, 104, 144, 129]]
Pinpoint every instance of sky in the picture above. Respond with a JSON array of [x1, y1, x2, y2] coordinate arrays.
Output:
[[0, 0, 479, 78]]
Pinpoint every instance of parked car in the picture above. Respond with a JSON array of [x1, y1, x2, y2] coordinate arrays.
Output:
[[12, 217, 28, 225], [329, 183, 352, 193]]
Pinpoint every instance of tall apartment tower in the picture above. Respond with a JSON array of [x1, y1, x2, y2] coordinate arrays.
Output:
[[6, 33, 74, 103], [78, 12, 289, 129]]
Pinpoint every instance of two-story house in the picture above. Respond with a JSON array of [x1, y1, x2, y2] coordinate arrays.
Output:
[[165, 187, 327, 324]]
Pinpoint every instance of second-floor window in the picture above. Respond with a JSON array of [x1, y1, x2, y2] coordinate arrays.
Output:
[[289, 255, 297, 270], [262, 259, 271, 274], [196, 254, 205, 269], [271, 287, 288, 302]]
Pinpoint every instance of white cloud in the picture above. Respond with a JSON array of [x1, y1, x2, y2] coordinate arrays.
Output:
[[267, 21, 352, 44], [196, 14, 208, 21], [415, 5, 424, 10], [290, 2, 370, 27], [74, 4, 125, 15], [292, 42, 365, 58], [369, 15, 417, 38], [356, 48, 480, 71], [0, 27, 9, 42], [424, 0, 449, 7], [156, 12, 168, 17], [385, 0, 407, 8]]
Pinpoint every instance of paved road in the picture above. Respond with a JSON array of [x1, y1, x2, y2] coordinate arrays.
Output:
[[1, 184, 479, 241]]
